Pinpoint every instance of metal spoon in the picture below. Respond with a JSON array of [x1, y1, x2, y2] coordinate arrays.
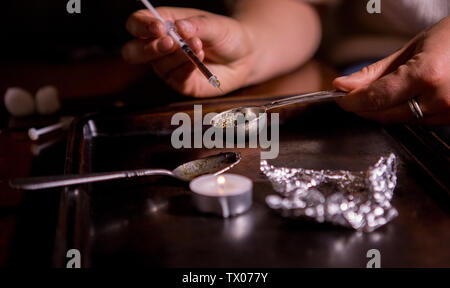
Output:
[[10, 152, 241, 190], [210, 90, 347, 129]]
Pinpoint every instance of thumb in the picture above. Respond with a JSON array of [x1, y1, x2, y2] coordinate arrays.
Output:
[[152, 7, 226, 46], [175, 14, 227, 46], [333, 48, 407, 92]]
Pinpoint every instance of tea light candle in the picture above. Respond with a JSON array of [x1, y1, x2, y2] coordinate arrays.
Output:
[[190, 174, 253, 218]]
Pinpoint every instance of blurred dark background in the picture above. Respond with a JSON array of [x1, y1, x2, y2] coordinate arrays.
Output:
[[1, 0, 227, 62]]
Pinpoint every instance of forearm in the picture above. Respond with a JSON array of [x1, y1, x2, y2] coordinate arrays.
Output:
[[232, 0, 321, 86]]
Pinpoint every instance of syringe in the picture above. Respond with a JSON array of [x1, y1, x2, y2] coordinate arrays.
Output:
[[139, 0, 221, 90]]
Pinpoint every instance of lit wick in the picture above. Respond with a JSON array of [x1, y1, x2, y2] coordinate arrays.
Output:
[[216, 175, 230, 218], [217, 175, 226, 194]]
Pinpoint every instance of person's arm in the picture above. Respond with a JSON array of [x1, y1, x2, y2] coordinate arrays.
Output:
[[122, 0, 321, 97], [234, 0, 321, 86]]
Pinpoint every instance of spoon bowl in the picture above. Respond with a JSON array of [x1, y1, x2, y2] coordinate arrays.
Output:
[[172, 152, 241, 181], [210, 91, 347, 132], [10, 152, 241, 190], [210, 106, 267, 141]]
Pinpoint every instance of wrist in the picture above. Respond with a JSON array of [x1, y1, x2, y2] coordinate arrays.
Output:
[[236, 19, 264, 87]]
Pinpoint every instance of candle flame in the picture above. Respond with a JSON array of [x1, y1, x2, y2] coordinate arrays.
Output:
[[217, 175, 226, 185]]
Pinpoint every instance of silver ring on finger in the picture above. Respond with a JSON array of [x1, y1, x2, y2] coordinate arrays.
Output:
[[408, 98, 424, 120]]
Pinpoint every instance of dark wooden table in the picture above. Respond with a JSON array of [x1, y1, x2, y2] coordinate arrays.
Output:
[[1, 59, 448, 268]]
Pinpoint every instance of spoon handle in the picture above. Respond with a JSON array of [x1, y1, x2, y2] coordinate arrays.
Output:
[[10, 169, 174, 190], [265, 90, 347, 110]]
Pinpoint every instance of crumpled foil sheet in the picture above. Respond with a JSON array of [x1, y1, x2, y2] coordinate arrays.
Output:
[[261, 154, 398, 232]]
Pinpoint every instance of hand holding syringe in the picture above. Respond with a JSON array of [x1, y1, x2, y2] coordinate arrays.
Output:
[[139, 0, 221, 91]]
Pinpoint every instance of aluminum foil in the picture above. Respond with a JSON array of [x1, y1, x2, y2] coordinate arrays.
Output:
[[261, 154, 398, 232]]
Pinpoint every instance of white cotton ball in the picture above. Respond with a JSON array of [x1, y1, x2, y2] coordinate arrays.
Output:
[[35, 85, 61, 115], [4, 87, 35, 117]]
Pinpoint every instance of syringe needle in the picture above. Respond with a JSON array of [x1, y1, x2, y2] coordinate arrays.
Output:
[[139, 0, 222, 91]]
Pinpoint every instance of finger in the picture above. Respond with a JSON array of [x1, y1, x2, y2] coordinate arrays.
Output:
[[174, 14, 228, 47], [165, 61, 200, 94], [356, 102, 417, 124], [333, 36, 419, 92], [122, 39, 152, 64], [356, 94, 441, 124], [166, 50, 205, 84], [174, 19, 197, 39], [154, 49, 205, 81], [125, 7, 207, 39], [154, 7, 210, 22], [336, 64, 418, 112], [126, 10, 164, 39], [419, 90, 450, 115], [122, 36, 176, 64], [166, 57, 220, 98], [422, 114, 450, 125], [152, 37, 203, 77], [333, 55, 399, 93]]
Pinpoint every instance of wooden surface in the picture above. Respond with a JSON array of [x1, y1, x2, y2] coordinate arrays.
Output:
[[1, 58, 448, 268], [0, 58, 336, 267], [56, 101, 449, 268]]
